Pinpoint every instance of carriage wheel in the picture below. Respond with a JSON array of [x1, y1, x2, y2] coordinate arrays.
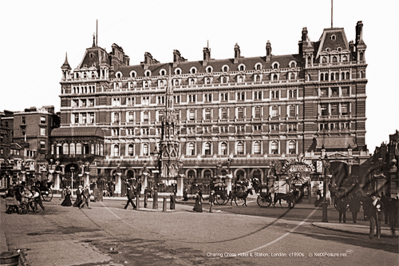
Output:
[[288, 200, 295, 209], [257, 195, 271, 208], [6, 206, 13, 214], [42, 189, 53, 202], [215, 194, 224, 205]]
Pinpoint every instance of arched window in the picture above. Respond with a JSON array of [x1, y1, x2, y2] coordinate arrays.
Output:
[[237, 141, 244, 155], [190, 67, 197, 74], [322, 57, 327, 64], [128, 144, 134, 156], [221, 142, 227, 155], [346, 72, 350, 80], [288, 141, 296, 154], [204, 170, 212, 179], [359, 52, 364, 61], [204, 142, 211, 155], [70, 143, 75, 155], [273, 74, 278, 81], [332, 56, 338, 63], [222, 65, 229, 72], [342, 56, 347, 62], [270, 141, 278, 154], [254, 141, 261, 154], [272, 62, 279, 69], [143, 144, 148, 156], [63, 143, 69, 155], [113, 144, 119, 157], [255, 63, 262, 70], [331, 73, 335, 81], [341, 72, 345, 80], [188, 143, 195, 155], [76, 143, 82, 155]]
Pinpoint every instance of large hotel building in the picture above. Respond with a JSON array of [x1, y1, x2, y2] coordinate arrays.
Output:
[[52, 21, 369, 197]]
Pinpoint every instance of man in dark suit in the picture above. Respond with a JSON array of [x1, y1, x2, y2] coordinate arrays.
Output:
[[124, 184, 136, 210], [368, 193, 383, 239], [337, 196, 348, 223]]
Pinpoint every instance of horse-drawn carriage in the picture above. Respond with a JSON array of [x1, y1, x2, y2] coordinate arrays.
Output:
[[252, 178, 295, 209], [211, 181, 229, 205]]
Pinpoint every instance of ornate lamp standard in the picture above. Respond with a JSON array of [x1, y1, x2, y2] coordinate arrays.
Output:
[[321, 154, 331, 222]]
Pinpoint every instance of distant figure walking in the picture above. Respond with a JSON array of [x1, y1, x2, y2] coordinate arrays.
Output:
[[124, 184, 136, 210], [80, 185, 91, 209], [183, 188, 188, 201], [337, 196, 348, 223], [209, 190, 215, 213], [349, 194, 361, 223], [73, 185, 83, 208], [61, 187, 72, 206], [193, 192, 203, 212]]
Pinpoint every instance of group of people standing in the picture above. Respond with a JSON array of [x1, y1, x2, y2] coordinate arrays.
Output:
[[61, 184, 91, 209], [193, 189, 215, 213], [335, 192, 398, 239]]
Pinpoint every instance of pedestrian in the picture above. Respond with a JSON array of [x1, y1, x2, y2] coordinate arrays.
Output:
[[80, 185, 91, 209], [209, 190, 215, 213], [198, 188, 204, 201], [193, 192, 203, 212], [368, 193, 383, 239], [170, 193, 175, 210], [361, 192, 372, 221], [349, 194, 361, 223], [73, 185, 83, 208], [183, 188, 188, 201], [389, 198, 398, 236], [144, 187, 148, 208], [31, 183, 45, 212], [124, 184, 136, 210], [337, 196, 348, 223], [61, 186, 73, 206]]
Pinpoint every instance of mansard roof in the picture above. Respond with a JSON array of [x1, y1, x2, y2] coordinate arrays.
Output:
[[111, 54, 302, 78], [51, 127, 104, 138], [75, 47, 110, 70], [316, 28, 350, 59]]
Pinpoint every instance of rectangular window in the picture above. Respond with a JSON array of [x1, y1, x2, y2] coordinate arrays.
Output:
[[271, 106, 279, 117], [82, 113, 87, 124], [341, 87, 349, 96], [88, 99, 94, 107], [331, 104, 338, 115], [205, 110, 211, 120], [40, 116, 46, 124], [320, 88, 328, 97], [321, 104, 328, 116], [271, 91, 279, 99], [331, 87, 339, 97], [255, 107, 261, 118], [81, 99, 87, 107], [143, 112, 149, 123], [253, 125, 261, 131], [238, 108, 244, 119], [74, 113, 79, 124], [189, 110, 195, 121], [341, 103, 349, 115], [22, 117, 26, 124], [40, 141, 45, 149], [289, 105, 296, 117], [89, 113, 94, 124], [40, 128, 46, 136]]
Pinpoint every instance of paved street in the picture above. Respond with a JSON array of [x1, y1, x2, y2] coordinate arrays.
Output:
[[1, 196, 398, 266]]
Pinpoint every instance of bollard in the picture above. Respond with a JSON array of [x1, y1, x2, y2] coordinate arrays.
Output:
[[152, 189, 158, 209], [163, 197, 167, 212], [144, 193, 148, 208], [170, 194, 175, 210]]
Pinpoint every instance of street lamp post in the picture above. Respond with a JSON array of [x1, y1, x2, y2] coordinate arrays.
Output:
[[321, 155, 331, 222], [70, 166, 75, 197]]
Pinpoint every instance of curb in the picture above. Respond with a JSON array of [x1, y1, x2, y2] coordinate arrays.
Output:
[[312, 222, 394, 237]]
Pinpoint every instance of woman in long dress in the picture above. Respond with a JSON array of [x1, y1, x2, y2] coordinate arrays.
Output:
[[73, 185, 83, 207], [61, 187, 72, 206], [193, 192, 203, 212]]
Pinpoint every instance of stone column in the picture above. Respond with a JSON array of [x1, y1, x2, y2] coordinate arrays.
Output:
[[116, 174, 122, 196], [225, 174, 233, 194], [85, 173, 90, 187], [54, 173, 60, 190], [176, 175, 184, 197]]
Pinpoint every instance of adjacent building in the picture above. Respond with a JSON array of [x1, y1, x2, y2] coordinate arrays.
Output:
[[55, 21, 369, 197]]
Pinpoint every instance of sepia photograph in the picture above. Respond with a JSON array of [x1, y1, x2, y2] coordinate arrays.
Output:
[[0, 0, 398, 265]]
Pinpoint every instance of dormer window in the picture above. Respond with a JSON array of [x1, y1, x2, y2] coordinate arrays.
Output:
[[89, 53, 94, 58], [238, 64, 246, 71], [190, 67, 197, 74], [175, 68, 181, 75], [255, 63, 262, 70], [145, 70, 151, 77], [337, 47, 342, 52], [206, 66, 213, 73], [116, 72, 122, 78], [222, 65, 229, 72], [272, 62, 279, 69], [160, 69, 166, 76], [325, 48, 330, 52], [289, 61, 296, 68], [331, 35, 336, 41], [130, 71, 136, 78]]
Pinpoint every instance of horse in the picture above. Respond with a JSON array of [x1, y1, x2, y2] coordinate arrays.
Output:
[[230, 188, 253, 207], [273, 192, 295, 209], [251, 178, 269, 194]]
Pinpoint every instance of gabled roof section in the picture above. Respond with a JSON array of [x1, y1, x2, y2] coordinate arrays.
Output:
[[316, 28, 349, 59], [51, 127, 104, 138], [75, 47, 109, 70]]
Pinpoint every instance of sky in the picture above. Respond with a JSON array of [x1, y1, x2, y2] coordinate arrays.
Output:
[[0, 0, 398, 151]]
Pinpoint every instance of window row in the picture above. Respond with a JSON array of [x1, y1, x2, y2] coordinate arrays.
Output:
[[320, 54, 349, 64], [319, 86, 350, 97], [319, 122, 350, 131], [319, 71, 351, 81], [73, 71, 98, 80], [51, 143, 104, 156], [72, 85, 96, 94], [319, 102, 351, 116], [72, 113, 95, 124], [72, 98, 95, 108]]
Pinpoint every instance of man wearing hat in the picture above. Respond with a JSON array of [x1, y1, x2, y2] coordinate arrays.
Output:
[[124, 183, 136, 210], [209, 190, 215, 213], [80, 184, 91, 209]]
